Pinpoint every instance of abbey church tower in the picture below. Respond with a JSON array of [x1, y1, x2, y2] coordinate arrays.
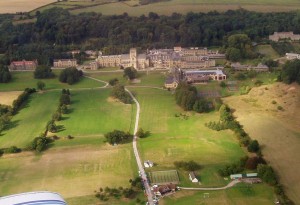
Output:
[[130, 48, 137, 69]]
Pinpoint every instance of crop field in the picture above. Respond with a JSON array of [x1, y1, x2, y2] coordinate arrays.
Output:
[[26, 0, 300, 16], [0, 91, 60, 148], [223, 83, 300, 204], [0, 144, 136, 201], [0, 91, 22, 106], [54, 88, 134, 146], [0, 71, 104, 92], [0, 0, 56, 14], [70, 0, 300, 15], [148, 170, 180, 185], [163, 183, 275, 205]]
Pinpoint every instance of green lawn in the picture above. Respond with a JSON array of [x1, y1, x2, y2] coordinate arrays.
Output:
[[255, 44, 280, 59], [0, 71, 104, 92], [129, 88, 245, 187], [86, 70, 167, 87], [0, 91, 60, 148], [163, 183, 275, 205], [54, 89, 135, 147]]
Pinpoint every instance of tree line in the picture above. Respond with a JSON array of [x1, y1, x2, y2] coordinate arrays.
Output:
[[2, 9, 300, 64]]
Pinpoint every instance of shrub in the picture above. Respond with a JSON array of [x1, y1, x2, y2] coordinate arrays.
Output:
[[105, 130, 132, 145], [109, 78, 119, 86], [111, 84, 132, 104], [59, 67, 83, 85], [277, 105, 283, 111], [272, 100, 277, 104], [60, 94, 71, 105], [34, 65, 55, 79], [4, 146, 21, 154], [247, 140, 260, 153], [174, 160, 201, 171], [28, 136, 53, 152]]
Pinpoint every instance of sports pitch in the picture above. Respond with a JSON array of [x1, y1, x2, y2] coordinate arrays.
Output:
[[148, 170, 180, 185]]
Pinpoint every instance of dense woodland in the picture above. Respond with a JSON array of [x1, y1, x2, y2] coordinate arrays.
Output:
[[1, 9, 300, 64]]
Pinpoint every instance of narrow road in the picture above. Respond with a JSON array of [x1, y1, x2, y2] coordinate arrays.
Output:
[[125, 89, 155, 205], [179, 179, 241, 191], [83, 75, 109, 87], [85, 75, 154, 204]]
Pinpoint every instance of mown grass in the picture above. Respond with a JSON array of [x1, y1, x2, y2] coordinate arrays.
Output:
[[0, 71, 104, 92], [86, 70, 167, 87], [0, 91, 60, 148], [129, 87, 245, 187], [54, 89, 134, 147], [255, 44, 280, 59]]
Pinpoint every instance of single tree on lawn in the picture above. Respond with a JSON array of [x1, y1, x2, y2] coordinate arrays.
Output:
[[37, 81, 45, 90]]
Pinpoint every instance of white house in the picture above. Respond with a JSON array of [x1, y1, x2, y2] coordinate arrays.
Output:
[[286, 53, 300, 60], [230, 174, 243, 179], [144, 160, 154, 168], [189, 172, 199, 183]]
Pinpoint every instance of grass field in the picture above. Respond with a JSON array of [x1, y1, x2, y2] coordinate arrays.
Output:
[[54, 88, 135, 146], [86, 70, 167, 87], [0, 91, 60, 148], [223, 83, 300, 204], [0, 0, 55, 13], [0, 71, 104, 92], [27, 0, 300, 16], [163, 183, 275, 205], [129, 87, 246, 187], [148, 170, 180, 185], [0, 91, 22, 106], [255, 45, 280, 59]]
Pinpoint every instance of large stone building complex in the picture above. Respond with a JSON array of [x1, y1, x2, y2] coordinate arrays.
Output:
[[97, 48, 149, 70], [9, 60, 38, 70], [53, 59, 77, 68], [269, 32, 300, 42], [93, 47, 222, 70]]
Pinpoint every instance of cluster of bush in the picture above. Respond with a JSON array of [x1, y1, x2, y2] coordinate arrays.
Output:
[[12, 88, 36, 114], [95, 177, 144, 203], [59, 67, 83, 85], [26, 134, 53, 153], [279, 59, 300, 84], [0, 88, 36, 135], [218, 156, 266, 177], [258, 164, 293, 204], [108, 78, 119, 86], [0, 64, 12, 83], [47, 89, 71, 134], [111, 84, 132, 104], [34, 65, 55, 79], [213, 104, 294, 204], [206, 104, 260, 153], [136, 128, 150, 138], [175, 82, 211, 113], [174, 160, 201, 171], [104, 130, 132, 145]]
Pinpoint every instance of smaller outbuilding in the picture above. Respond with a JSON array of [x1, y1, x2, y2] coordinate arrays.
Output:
[[144, 160, 154, 168], [230, 174, 243, 180], [189, 172, 199, 183]]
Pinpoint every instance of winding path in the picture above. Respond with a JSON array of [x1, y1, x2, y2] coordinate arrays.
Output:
[[179, 179, 241, 191]]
